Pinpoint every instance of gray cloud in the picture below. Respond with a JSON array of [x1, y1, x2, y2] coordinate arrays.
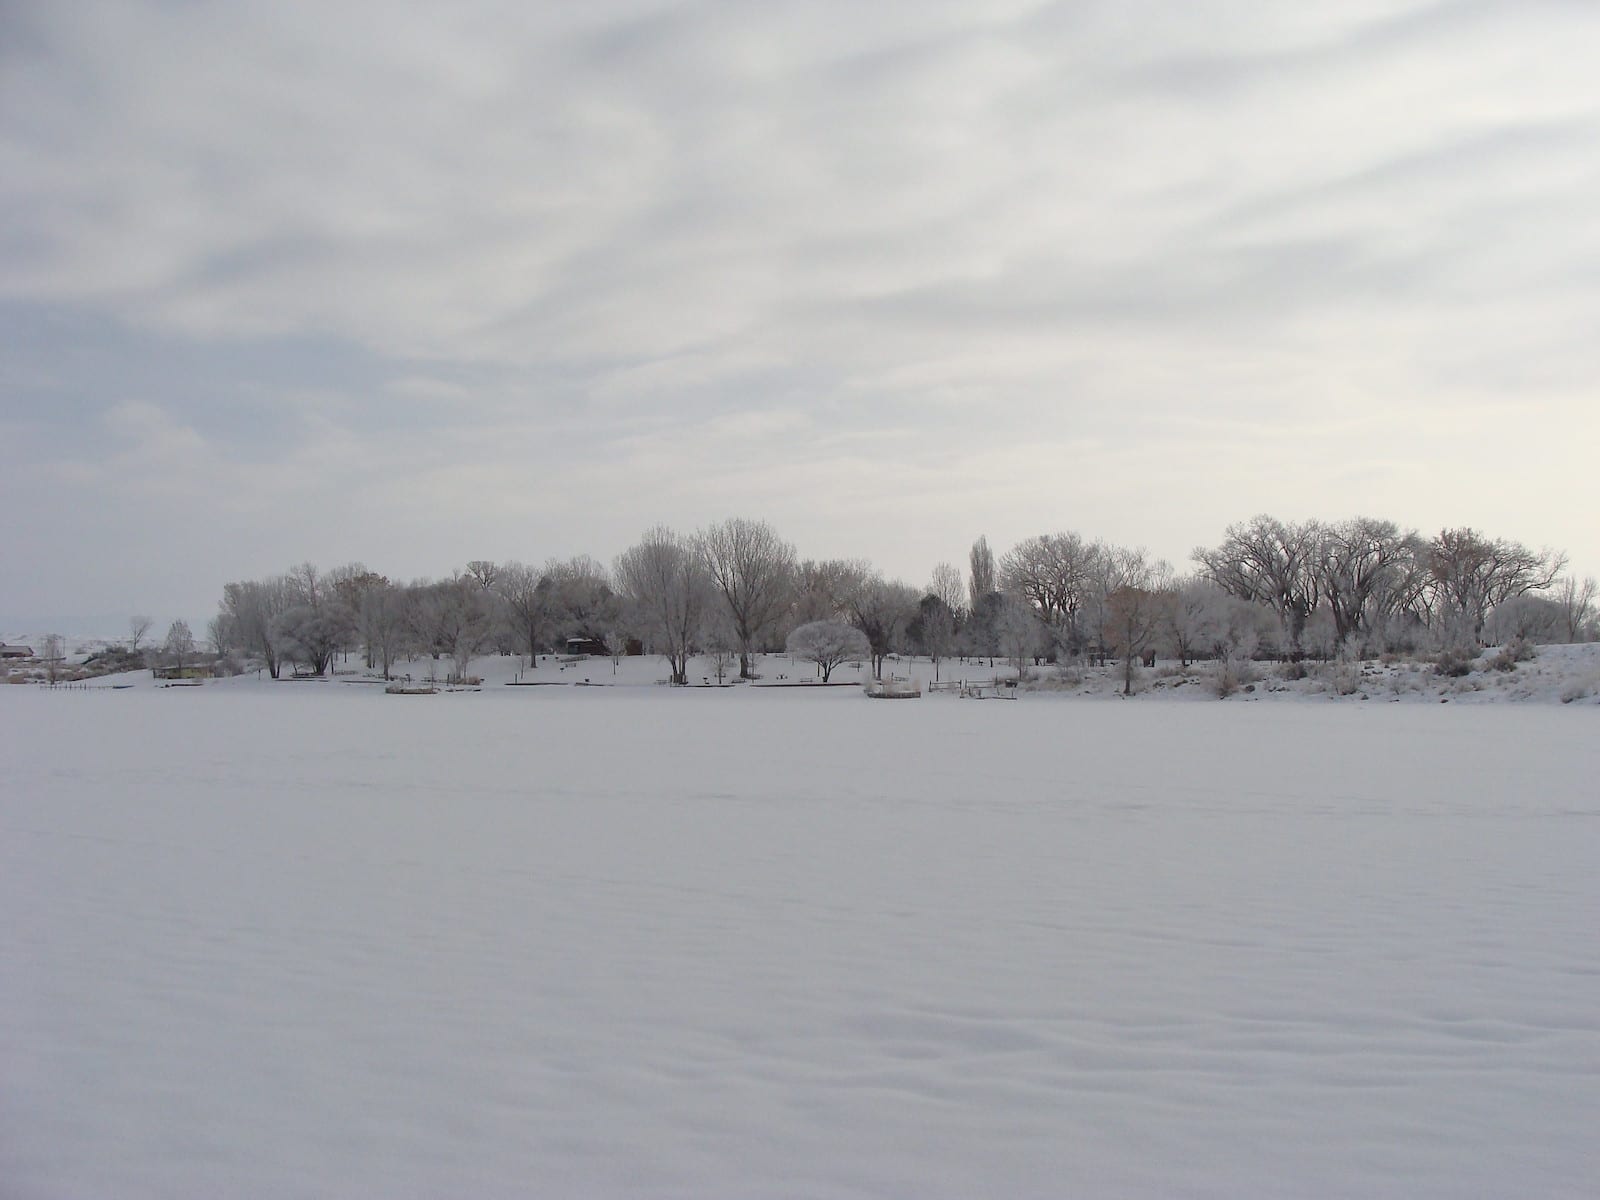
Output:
[[2, 0, 1598, 627]]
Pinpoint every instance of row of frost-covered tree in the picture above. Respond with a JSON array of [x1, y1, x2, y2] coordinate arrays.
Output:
[[208, 516, 1596, 684]]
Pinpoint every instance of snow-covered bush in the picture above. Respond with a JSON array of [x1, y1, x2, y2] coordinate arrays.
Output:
[[1331, 657, 1363, 696], [1214, 654, 1255, 698], [1487, 636, 1537, 672], [1019, 664, 1091, 692], [1484, 595, 1565, 645], [1559, 675, 1598, 704], [1434, 647, 1474, 677], [785, 621, 870, 683], [1386, 669, 1419, 697], [213, 654, 248, 678], [84, 645, 145, 674]]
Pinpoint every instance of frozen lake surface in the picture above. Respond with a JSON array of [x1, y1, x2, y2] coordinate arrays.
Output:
[[3, 686, 1598, 1197]]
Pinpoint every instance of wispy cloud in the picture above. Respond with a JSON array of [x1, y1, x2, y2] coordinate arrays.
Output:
[[3, 0, 1598, 625]]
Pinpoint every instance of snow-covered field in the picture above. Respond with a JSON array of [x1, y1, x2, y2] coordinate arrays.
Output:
[[3, 683, 1597, 1198], [10, 635, 1600, 704]]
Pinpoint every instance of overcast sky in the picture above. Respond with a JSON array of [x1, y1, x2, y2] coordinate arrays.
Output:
[[4, 0, 1597, 632]]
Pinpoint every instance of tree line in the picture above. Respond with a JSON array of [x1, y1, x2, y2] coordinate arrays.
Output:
[[206, 515, 1595, 685]]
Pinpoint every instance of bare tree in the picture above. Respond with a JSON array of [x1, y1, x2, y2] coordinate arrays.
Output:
[[128, 615, 153, 654], [1164, 578, 1230, 667], [1425, 528, 1565, 646], [359, 583, 411, 680], [963, 591, 1004, 665], [700, 612, 738, 685], [464, 560, 500, 590], [786, 620, 869, 682], [994, 595, 1045, 679], [445, 579, 499, 680], [277, 562, 364, 669], [548, 556, 616, 644], [614, 526, 711, 686], [1554, 576, 1597, 643], [841, 571, 920, 679], [1217, 594, 1268, 663], [790, 559, 859, 627], [270, 604, 355, 676], [164, 620, 195, 676], [699, 517, 796, 679], [601, 627, 629, 675], [912, 594, 957, 681], [405, 579, 450, 664], [326, 563, 377, 593], [324, 564, 386, 665], [1483, 594, 1565, 645], [496, 561, 555, 664], [41, 633, 65, 684], [1310, 518, 1426, 652], [1104, 586, 1170, 694], [1195, 516, 1321, 658], [205, 614, 229, 658], [217, 576, 295, 678], [968, 536, 996, 614], [1000, 531, 1103, 660], [1359, 536, 1432, 653], [286, 562, 323, 609], [1085, 547, 1172, 672], [928, 562, 965, 618], [404, 578, 496, 680]]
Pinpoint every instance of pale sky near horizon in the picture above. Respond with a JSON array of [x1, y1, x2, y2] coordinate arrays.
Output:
[[3, 0, 1598, 633]]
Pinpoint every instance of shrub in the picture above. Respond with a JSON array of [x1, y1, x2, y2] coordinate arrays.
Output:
[[1215, 655, 1255, 698], [1560, 675, 1598, 704], [1489, 636, 1537, 670], [1021, 666, 1083, 693], [1331, 659, 1363, 695], [1386, 665, 1420, 696], [1434, 648, 1474, 677], [1279, 660, 1308, 681]]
